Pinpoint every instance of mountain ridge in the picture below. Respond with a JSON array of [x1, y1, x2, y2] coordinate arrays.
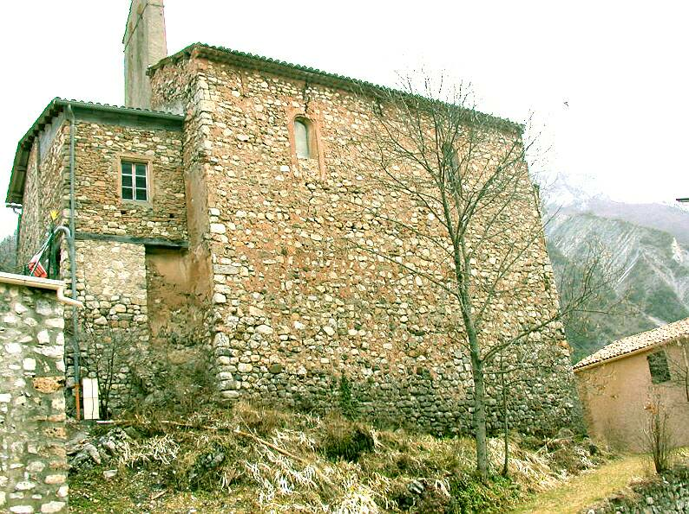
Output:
[[543, 178, 689, 361]]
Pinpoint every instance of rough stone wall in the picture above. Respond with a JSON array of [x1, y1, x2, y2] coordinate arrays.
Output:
[[48, 118, 187, 414], [586, 467, 689, 513], [17, 122, 69, 271], [151, 55, 576, 435], [0, 281, 69, 513], [15, 108, 189, 416], [151, 55, 214, 300], [73, 120, 186, 241], [67, 240, 149, 414]]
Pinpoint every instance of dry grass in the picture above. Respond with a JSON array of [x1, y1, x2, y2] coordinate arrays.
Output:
[[512, 447, 689, 514], [70, 403, 607, 513], [510, 454, 650, 514]]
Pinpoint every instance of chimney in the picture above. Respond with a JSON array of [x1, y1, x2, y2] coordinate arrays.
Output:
[[123, 0, 168, 109]]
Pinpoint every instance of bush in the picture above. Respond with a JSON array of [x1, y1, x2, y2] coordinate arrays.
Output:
[[232, 402, 287, 437], [642, 398, 677, 473], [320, 414, 375, 462], [447, 474, 521, 513]]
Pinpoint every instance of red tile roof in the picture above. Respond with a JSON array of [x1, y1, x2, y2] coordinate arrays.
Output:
[[573, 317, 689, 371]]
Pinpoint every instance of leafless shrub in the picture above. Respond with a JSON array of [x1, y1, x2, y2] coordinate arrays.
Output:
[[81, 323, 139, 419], [667, 340, 689, 402], [642, 398, 677, 473], [126, 321, 216, 417]]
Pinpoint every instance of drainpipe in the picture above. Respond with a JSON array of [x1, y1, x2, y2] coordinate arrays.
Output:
[[66, 105, 81, 421]]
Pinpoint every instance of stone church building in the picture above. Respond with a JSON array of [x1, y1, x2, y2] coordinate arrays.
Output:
[[6, 0, 576, 432]]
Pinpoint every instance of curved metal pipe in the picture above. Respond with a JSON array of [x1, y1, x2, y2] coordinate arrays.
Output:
[[7, 203, 22, 215]]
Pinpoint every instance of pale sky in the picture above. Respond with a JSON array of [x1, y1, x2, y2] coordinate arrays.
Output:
[[1, 0, 688, 240]]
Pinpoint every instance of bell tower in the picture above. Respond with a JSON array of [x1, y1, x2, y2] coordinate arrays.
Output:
[[123, 0, 168, 109]]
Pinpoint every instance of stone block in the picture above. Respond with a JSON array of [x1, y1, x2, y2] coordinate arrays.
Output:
[[41, 502, 66, 513], [32, 378, 62, 394], [43, 475, 66, 485]]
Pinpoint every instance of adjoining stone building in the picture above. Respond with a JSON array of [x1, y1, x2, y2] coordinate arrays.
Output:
[[5, 0, 577, 433]]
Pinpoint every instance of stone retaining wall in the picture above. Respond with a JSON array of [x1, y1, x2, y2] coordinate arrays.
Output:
[[0, 275, 71, 513]]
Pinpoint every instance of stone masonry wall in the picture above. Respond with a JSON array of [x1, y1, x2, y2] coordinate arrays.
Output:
[[151, 54, 214, 299], [20, 115, 187, 415], [17, 122, 69, 271], [151, 54, 577, 435], [0, 279, 69, 513], [66, 240, 149, 415], [73, 120, 186, 241]]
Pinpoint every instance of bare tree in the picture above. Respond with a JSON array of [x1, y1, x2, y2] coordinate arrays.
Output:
[[492, 342, 565, 476], [352, 74, 610, 477], [642, 396, 676, 473], [81, 322, 133, 419], [0, 233, 18, 273]]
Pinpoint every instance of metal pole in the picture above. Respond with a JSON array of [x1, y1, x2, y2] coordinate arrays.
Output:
[[66, 105, 81, 421]]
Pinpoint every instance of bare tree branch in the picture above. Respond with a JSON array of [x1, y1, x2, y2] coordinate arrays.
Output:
[[347, 71, 615, 477]]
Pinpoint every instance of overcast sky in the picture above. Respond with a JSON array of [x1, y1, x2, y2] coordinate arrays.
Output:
[[1, 0, 688, 240]]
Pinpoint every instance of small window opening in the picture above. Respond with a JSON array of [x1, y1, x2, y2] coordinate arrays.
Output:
[[647, 351, 671, 384], [294, 118, 311, 159], [121, 161, 148, 202]]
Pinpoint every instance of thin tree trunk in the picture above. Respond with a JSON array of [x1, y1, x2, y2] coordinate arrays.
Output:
[[469, 334, 488, 478], [502, 367, 509, 476]]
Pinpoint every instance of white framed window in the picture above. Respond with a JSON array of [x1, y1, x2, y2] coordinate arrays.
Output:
[[120, 160, 149, 202]]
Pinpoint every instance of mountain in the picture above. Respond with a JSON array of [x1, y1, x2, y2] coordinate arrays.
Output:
[[542, 175, 689, 362]]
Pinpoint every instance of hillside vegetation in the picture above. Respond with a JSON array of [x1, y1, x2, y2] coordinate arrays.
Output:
[[546, 209, 689, 362], [68, 403, 605, 513]]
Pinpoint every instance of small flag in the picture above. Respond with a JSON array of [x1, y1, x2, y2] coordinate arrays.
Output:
[[28, 254, 47, 278]]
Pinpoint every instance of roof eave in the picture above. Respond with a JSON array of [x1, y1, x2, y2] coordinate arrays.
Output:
[[5, 98, 63, 205], [6, 99, 184, 206], [573, 337, 682, 373]]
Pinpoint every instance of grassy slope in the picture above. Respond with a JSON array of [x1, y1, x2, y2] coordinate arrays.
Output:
[[514, 449, 689, 514], [511, 454, 649, 514], [68, 404, 605, 513]]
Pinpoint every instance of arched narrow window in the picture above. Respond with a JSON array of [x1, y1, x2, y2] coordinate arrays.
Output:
[[294, 118, 311, 159]]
